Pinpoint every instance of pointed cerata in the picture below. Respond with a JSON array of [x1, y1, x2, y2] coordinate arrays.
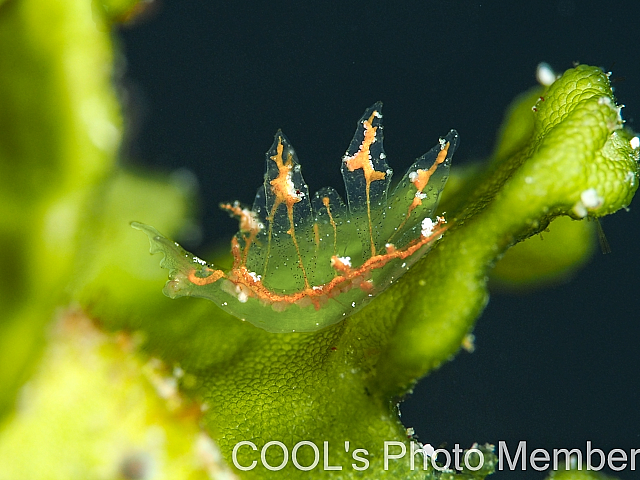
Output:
[[134, 103, 458, 332]]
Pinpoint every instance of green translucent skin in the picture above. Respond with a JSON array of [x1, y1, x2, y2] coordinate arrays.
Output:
[[133, 105, 457, 333], [1, 1, 637, 477]]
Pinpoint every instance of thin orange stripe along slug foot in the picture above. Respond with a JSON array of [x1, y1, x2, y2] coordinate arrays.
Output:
[[133, 103, 458, 332]]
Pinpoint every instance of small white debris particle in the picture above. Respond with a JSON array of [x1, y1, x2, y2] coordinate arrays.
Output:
[[573, 201, 588, 219], [580, 188, 603, 209], [373, 110, 382, 118], [248, 271, 262, 282], [421, 217, 435, 237], [351, 302, 356, 308], [422, 443, 436, 457], [380, 152, 386, 159], [598, 96, 612, 106], [630, 136, 640, 150], [235, 285, 249, 303], [415, 191, 427, 200], [337, 256, 352, 267], [462, 333, 476, 353], [438, 138, 446, 149], [192, 256, 207, 265], [625, 170, 636, 186], [536, 62, 557, 86]]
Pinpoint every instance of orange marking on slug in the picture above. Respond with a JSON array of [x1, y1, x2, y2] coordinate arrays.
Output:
[[264, 137, 310, 288], [221, 201, 263, 263], [220, 202, 262, 234], [412, 141, 449, 191], [269, 139, 304, 210], [322, 196, 338, 256], [187, 268, 225, 286], [220, 217, 448, 310], [343, 111, 387, 256], [394, 141, 451, 236]]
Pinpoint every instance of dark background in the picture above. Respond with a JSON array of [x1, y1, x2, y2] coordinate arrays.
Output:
[[118, 1, 640, 479]]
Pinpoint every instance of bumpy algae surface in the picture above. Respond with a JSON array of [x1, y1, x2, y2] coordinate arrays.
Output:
[[0, 0, 637, 479]]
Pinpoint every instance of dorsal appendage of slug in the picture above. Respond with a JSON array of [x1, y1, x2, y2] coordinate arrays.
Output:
[[133, 103, 458, 332]]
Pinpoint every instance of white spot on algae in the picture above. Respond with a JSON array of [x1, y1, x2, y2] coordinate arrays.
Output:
[[630, 136, 640, 150], [572, 202, 587, 218], [572, 188, 604, 218], [462, 333, 476, 353], [580, 188, 604, 209], [625, 170, 636, 186], [536, 62, 558, 86]]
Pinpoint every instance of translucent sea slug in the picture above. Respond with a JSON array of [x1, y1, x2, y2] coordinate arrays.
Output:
[[134, 103, 458, 332]]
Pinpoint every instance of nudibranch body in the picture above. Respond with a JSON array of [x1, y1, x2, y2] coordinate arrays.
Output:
[[134, 103, 457, 332]]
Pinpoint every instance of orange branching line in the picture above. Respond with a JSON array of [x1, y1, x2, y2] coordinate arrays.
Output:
[[180, 128, 450, 313], [188, 268, 225, 286], [343, 110, 386, 256], [220, 201, 263, 265], [184, 218, 448, 310], [394, 141, 450, 236], [263, 137, 310, 288], [322, 196, 338, 257]]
